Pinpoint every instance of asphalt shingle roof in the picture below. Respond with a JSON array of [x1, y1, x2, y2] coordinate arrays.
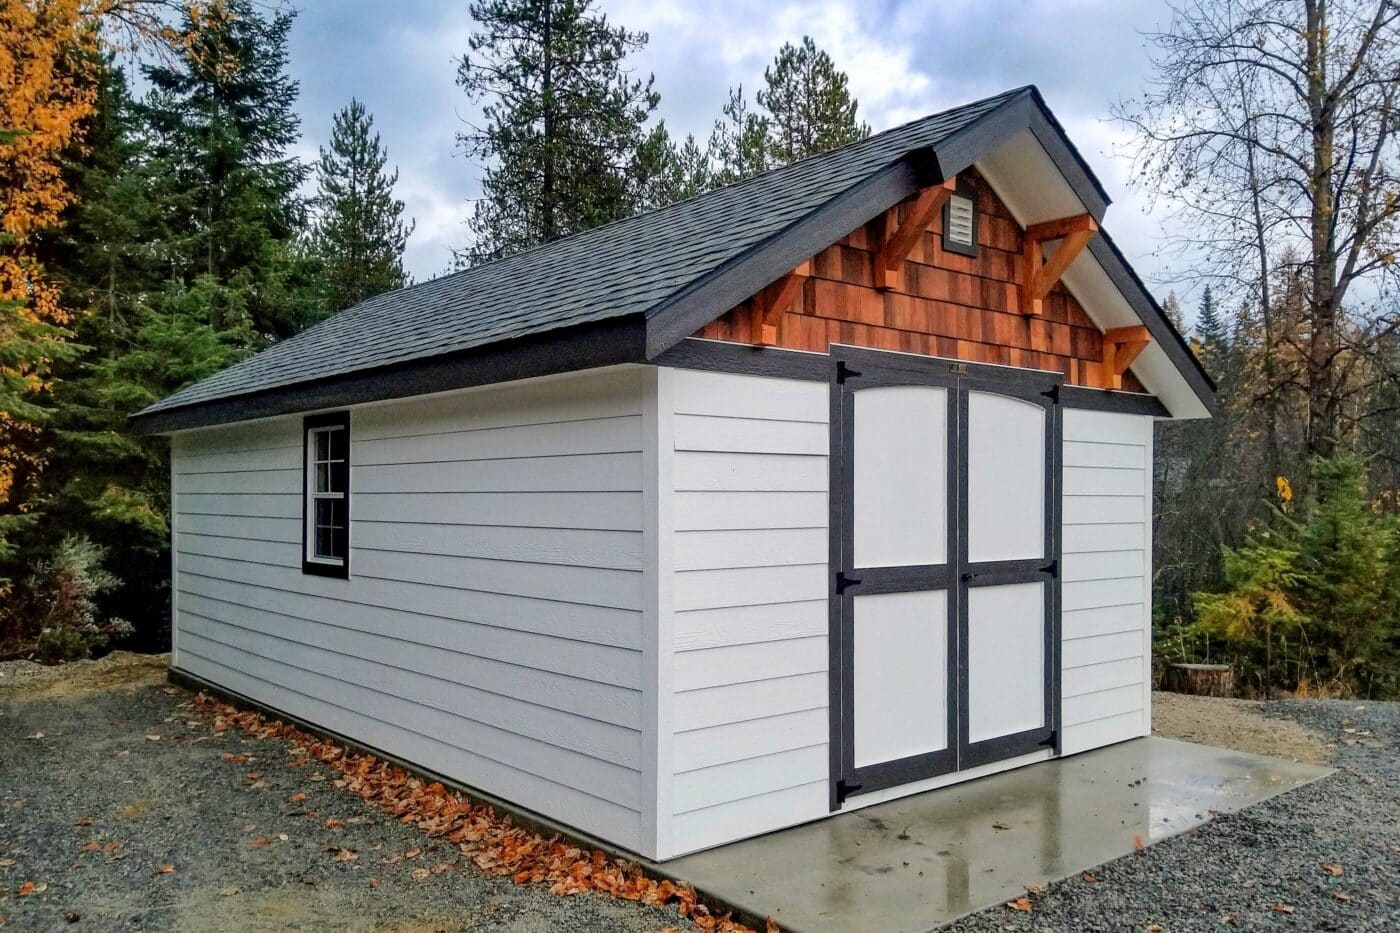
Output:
[[138, 87, 1029, 418]]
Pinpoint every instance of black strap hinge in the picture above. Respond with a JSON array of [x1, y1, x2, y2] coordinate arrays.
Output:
[[835, 571, 861, 594], [836, 778, 863, 802], [836, 361, 862, 384], [1040, 559, 1059, 578], [1042, 384, 1060, 403]]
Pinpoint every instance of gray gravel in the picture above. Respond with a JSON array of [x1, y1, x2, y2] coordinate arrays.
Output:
[[947, 699, 1400, 932], [0, 681, 680, 932]]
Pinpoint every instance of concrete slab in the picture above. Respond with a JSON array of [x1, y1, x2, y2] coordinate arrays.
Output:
[[659, 737, 1331, 932]]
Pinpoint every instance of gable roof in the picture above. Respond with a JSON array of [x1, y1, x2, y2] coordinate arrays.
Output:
[[133, 85, 1214, 432]]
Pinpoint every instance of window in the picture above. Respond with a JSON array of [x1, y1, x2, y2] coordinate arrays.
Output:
[[303, 412, 350, 577], [942, 186, 978, 257]]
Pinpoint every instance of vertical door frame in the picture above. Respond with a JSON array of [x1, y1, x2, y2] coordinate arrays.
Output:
[[828, 345, 1063, 809]]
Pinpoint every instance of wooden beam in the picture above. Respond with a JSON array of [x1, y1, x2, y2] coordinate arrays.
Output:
[[874, 179, 957, 291], [750, 261, 811, 345], [1098, 325, 1152, 389], [1019, 212, 1098, 316]]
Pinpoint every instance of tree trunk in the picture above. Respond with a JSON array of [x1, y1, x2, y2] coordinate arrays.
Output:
[[1306, 0, 1339, 461], [1164, 663, 1236, 697]]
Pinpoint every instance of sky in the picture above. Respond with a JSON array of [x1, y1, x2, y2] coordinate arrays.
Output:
[[287, 0, 1196, 319]]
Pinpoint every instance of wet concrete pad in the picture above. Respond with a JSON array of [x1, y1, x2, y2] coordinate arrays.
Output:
[[660, 737, 1331, 932]]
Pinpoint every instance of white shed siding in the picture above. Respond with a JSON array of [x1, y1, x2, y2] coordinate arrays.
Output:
[[171, 368, 649, 853], [1060, 408, 1154, 755], [663, 368, 831, 858]]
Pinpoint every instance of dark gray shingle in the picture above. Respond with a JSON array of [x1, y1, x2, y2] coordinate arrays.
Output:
[[138, 88, 1027, 417]]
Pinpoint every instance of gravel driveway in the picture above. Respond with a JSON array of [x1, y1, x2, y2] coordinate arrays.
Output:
[[0, 660, 678, 932], [2, 656, 1397, 932]]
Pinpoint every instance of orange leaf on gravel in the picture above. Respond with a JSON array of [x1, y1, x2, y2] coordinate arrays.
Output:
[[1082, 873, 1097, 882], [766, 920, 779, 933], [412, 868, 431, 881], [1133, 835, 1143, 850], [404, 848, 421, 859], [1006, 897, 1032, 912], [102, 842, 120, 854], [334, 848, 358, 862], [1333, 891, 1350, 902], [290, 793, 307, 803], [17, 882, 34, 896], [80, 843, 99, 853], [249, 838, 273, 848], [324, 818, 342, 829], [431, 862, 450, 875], [156, 864, 175, 874], [1322, 863, 1343, 876], [221, 753, 249, 764], [1272, 904, 1295, 914], [75, 818, 93, 827]]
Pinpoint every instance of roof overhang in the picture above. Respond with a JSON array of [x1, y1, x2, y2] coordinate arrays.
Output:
[[133, 315, 647, 435]]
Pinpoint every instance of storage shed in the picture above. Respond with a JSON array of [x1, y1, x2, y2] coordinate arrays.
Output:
[[134, 85, 1215, 862]]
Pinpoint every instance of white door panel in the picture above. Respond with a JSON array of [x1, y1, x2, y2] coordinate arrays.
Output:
[[852, 590, 949, 768], [967, 392, 1045, 563], [966, 582, 1046, 743], [853, 386, 947, 568]]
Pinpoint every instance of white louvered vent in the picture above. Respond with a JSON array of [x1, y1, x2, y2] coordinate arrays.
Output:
[[946, 195, 975, 248]]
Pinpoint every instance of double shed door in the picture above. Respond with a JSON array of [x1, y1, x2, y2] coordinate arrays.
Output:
[[830, 348, 1062, 805]]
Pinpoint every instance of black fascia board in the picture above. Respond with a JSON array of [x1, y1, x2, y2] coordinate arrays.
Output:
[[132, 315, 647, 434]]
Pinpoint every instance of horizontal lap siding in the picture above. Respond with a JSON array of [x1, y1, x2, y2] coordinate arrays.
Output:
[[665, 369, 830, 857], [170, 369, 648, 851], [1060, 409, 1152, 755]]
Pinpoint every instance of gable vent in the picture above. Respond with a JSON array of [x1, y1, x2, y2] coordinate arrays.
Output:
[[947, 197, 974, 245], [942, 190, 978, 257]]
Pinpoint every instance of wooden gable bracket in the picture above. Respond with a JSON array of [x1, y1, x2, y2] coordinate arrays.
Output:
[[874, 178, 958, 291], [748, 260, 812, 345], [1020, 213, 1099, 315], [1099, 325, 1152, 390]]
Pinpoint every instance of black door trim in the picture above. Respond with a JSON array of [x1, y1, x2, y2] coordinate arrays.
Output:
[[829, 347, 1062, 809]]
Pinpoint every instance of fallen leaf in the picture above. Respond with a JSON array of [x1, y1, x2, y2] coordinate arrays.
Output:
[[218, 886, 239, 896], [17, 882, 35, 896], [290, 793, 307, 803], [155, 864, 175, 874], [411, 867, 431, 881], [1322, 863, 1343, 877], [146, 734, 160, 742], [1006, 897, 1032, 912], [766, 919, 780, 933], [0, 859, 13, 867], [1146, 925, 1164, 932], [221, 753, 250, 764], [1081, 873, 1097, 882], [334, 848, 358, 862], [247, 772, 262, 782], [75, 818, 93, 827], [81, 843, 99, 853], [404, 848, 421, 859], [1272, 904, 1295, 914], [248, 837, 273, 848], [430, 862, 451, 875], [102, 842, 120, 854], [368, 877, 381, 888], [1242, 880, 1257, 889], [1332, 891, 1350, 902], [1133, 835, 1144, 851], [324, 818, 343, 829], [1025, 883, 1047, 895]]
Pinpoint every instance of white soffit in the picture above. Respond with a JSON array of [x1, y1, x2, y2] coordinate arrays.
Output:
[[974, 133, 1210, 421]]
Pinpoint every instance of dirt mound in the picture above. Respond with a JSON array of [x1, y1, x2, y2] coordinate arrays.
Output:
[[0, 650, 169, 697]]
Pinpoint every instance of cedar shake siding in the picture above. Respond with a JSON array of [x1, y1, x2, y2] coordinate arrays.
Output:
[[697, 170, 1146, 393]]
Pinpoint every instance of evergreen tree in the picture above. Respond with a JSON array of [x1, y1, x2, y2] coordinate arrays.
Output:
[[709, 38, 869, 186], [757, 36, 869, 165], [309, 99, 414, 312], [708, 85, 771, 186], [631, 122, 711, 211], [139, 0, 310, 339], [455, 0, 659, 264], [1196, 286, 1225, 350]]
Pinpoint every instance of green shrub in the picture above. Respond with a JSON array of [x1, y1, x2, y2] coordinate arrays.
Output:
[[1, 536, 132, 663], [1188, 458, 1400, 698]]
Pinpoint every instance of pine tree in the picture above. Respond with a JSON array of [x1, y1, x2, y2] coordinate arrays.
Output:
[[709, 38, 869, 186], [1196, 286, 1225, 349], [309, 99, 414, 312], [632, 122, 711, 212], [140, 0, 310, 339], [757, 37, 869, 165], [708, 86, 771, 186], [456, 0, 659, 263]]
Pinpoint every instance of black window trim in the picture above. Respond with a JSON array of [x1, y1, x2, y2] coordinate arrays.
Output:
[[302, 410, 351, 579], [941, 181, 979, 258]]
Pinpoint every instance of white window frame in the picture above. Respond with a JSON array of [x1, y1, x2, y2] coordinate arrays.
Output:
[[303, 413, 350, 576]]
